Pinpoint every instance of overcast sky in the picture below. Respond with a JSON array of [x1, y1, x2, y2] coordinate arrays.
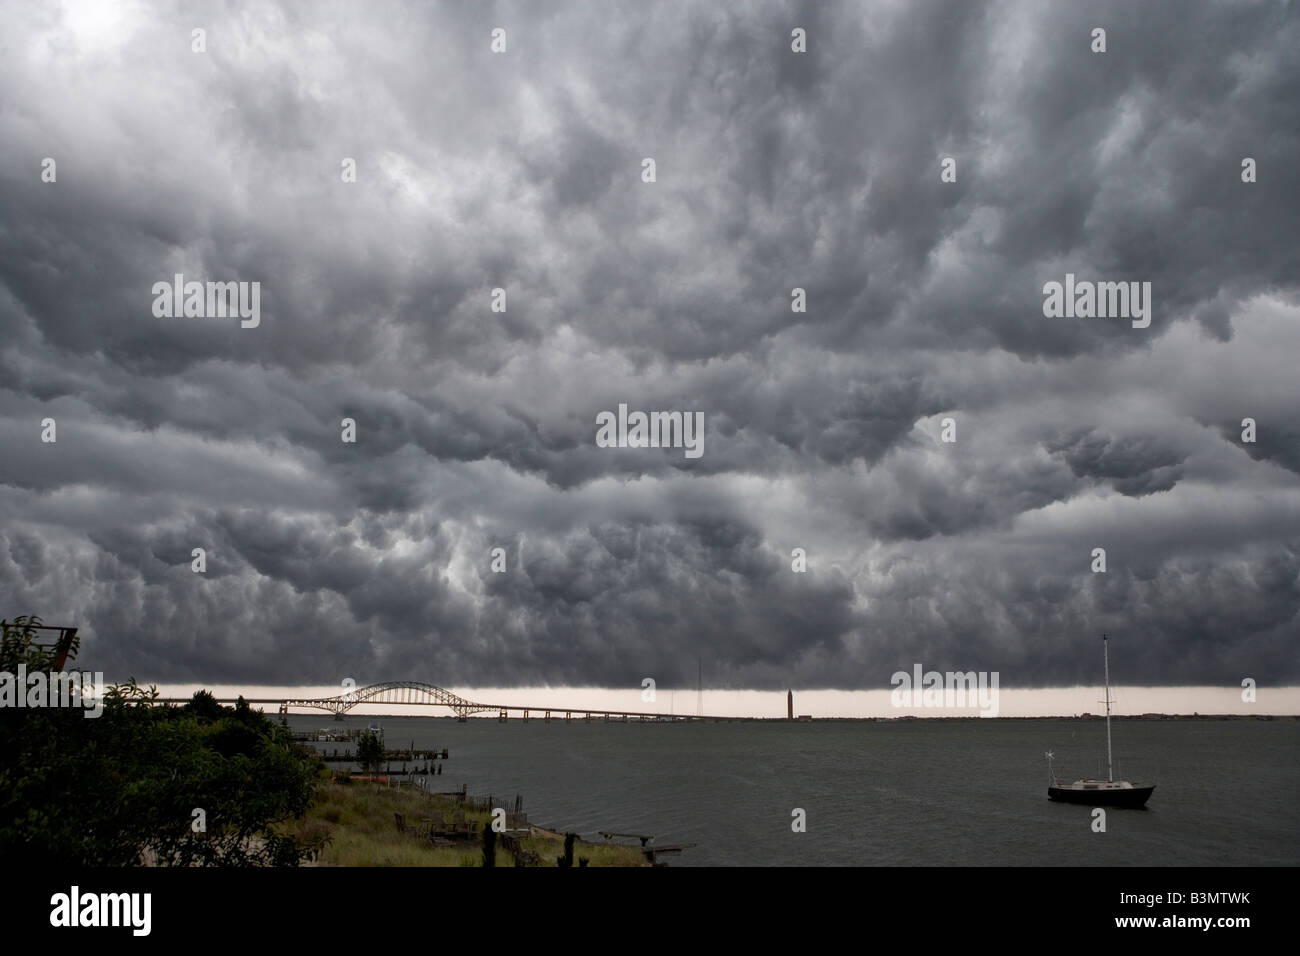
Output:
[[2, 1, 1297, 697]]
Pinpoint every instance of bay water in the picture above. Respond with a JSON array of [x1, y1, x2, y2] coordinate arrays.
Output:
[[291, 715, 1299, 866]]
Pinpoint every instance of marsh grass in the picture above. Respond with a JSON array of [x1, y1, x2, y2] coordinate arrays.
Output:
[[281, 779, 648, 867]]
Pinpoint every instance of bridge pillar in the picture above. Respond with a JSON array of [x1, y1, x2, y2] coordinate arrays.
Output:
[[522, 709, 529, 722], [498, 709, 508, 722], [544, 710, 551, 723]]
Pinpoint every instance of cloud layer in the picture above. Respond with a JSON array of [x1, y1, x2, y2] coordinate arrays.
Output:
[[2, 0, 1297, 690]]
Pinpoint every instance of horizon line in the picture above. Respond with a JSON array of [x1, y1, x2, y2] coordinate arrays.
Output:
[[143, 683, 1300, 718]]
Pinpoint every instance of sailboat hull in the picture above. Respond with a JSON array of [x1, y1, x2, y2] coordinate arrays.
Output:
[[1048, 785, 1155, 809]]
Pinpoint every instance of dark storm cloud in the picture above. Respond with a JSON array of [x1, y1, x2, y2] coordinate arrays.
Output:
[[1215, 418, 1300, 477], [1045, 429, 1186, 497], [1, 0, 1297, 691]]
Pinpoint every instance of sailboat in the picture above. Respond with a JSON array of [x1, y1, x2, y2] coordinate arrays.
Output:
[[1047, 634, 1155, 808]]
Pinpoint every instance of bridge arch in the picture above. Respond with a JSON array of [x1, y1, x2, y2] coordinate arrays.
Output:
[[281, 682, 493, 718]]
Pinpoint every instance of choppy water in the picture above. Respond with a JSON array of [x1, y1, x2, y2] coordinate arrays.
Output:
[[290, 715, 1299, 866]]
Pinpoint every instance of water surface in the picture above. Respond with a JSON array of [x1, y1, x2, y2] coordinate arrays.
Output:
[[291, 715, 1299, 866]]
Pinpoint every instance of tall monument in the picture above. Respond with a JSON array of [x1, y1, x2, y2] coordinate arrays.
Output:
[[787, 689, 793, 720]]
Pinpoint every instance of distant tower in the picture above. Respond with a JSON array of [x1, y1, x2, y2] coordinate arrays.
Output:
[[697, 658, 702, 717], [787, 690, 793, 720]]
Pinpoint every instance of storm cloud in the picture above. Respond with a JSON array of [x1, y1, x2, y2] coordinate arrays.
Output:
[[1, 0, 1297, 691]]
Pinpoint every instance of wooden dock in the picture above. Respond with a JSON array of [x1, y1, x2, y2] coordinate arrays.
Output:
[[315, 747, 448, 762], [599, 831, 696, 863]]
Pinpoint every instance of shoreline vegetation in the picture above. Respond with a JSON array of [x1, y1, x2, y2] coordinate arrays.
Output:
[[0, 617, 651, 867], [282, 778, 651, 867]]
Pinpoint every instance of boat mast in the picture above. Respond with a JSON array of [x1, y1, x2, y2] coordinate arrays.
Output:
[[1103, 633, 1113, 783]]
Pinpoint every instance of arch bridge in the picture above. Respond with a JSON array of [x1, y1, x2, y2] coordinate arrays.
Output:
[[281, 682, 495, 719]]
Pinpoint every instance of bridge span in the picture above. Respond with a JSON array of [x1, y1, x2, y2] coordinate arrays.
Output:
[[155, 681, 753, 722]]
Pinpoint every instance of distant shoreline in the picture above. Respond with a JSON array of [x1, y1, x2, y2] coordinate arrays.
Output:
[[286, 712, 1300, 721]]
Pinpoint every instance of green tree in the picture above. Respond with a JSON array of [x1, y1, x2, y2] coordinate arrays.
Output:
[[356, 729, 384, 777], [184, 689, 226, 722], [0, 615, 323, 866]]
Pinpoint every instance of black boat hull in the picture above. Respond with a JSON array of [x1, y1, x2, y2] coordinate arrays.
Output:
[[1048, 785, 1155, 808]]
